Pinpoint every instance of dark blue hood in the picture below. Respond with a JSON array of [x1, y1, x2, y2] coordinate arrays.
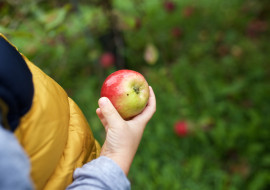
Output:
[[0, 35, 34, 131]]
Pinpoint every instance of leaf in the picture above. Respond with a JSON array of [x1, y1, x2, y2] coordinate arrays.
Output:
[[40, 4, 71, 30], [113, 11, 136, 30], [248, 171, 270, 190]]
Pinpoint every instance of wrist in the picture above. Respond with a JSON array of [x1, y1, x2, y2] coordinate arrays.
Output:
[[101, 151, 135, 176]]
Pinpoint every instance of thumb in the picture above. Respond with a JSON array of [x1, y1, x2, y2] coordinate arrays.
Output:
[[98, 97, 124, 127]]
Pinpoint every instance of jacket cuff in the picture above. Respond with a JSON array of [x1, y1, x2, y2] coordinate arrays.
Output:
[[67, 156, 131, 190]]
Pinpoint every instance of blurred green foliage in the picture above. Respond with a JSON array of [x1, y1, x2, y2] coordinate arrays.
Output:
[[1, 0, 270, 189]]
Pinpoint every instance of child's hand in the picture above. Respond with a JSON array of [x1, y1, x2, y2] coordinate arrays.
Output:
[[96, 86, 156, 175]]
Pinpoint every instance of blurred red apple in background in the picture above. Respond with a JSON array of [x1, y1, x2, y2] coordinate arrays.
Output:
[[164, 1, 176, 13], [174, 121, 189, 137], [100, 52, 115, 68], [101, 70, 150, 119], [182, 6, 195, 18]]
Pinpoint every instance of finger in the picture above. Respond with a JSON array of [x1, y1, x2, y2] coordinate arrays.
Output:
[[96, 108, 109, 132], [98, 97, 125, 128], [138, 86, 156, 118], [131, 86, 156, 126]]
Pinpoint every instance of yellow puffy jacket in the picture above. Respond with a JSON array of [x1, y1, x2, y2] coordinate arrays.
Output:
[[0, 33, 101, 190]]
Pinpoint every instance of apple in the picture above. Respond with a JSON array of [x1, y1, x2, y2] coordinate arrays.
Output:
[[101, 70, 150, 119], [182, 6, 195, 18], [164, 1, 176, 13], [174, 121, 188, 137], [100, 52, 115, 68]]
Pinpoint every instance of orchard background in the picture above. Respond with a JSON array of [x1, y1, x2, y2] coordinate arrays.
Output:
[[1, 0, 270, 189]]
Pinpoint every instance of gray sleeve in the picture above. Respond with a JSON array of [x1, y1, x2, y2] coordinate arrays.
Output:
[[66, 156, 131, 190], [0, 126, 33, 190]]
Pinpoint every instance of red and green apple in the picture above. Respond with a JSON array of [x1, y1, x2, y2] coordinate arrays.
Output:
[[101, 70, 150, 119]]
